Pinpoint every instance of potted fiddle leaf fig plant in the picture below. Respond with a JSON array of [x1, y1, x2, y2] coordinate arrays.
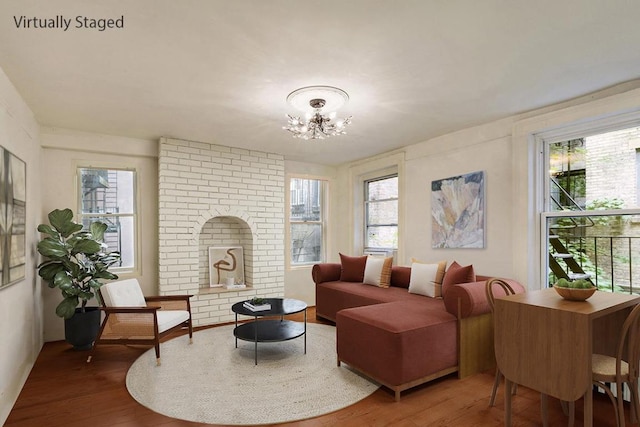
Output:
[[37, 208, 121, 350]]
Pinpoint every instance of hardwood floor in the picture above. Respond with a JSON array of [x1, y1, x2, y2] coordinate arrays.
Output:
[[5, 307, 635, 426]]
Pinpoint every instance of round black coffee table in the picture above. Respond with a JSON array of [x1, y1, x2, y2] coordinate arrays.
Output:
[[231, 298, 307, 365]]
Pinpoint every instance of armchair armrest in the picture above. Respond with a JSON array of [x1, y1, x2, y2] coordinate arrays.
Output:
[[145, 295, 193, 301], [312, 263, 342, 284], [145, 294, 193, 311], [100, 306, 159, 313]]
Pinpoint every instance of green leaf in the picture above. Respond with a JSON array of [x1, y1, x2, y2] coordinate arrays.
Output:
[[94, 271, 118, 280], [53, 270, 73, 290], [90, 221, 108, 241], [48, 208, 84, 237], [70, 239, 101, 255], [56, 298, 78, 319], [37, 224, 60, 239], [37, 238, 68, 258], [37, 262, 64, 281], [88, 279, 103, 290]]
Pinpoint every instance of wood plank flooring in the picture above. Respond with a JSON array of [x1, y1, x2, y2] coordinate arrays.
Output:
[[5, 307, 634, 426]]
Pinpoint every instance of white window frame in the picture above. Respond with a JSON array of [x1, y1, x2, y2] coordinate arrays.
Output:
[[76, 164, 139, 274], [364, 173, 398, 251], [537, 114, 640, 288], [286, 175, 328, 269]]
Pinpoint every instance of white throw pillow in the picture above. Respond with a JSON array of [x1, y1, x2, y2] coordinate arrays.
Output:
[[408, 262, 440, 297], [363, 256, 392, 287]]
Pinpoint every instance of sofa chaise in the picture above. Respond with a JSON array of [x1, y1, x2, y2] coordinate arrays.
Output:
[[312, 255, 525, 400]]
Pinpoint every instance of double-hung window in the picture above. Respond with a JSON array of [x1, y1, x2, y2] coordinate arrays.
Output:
[[289, 177, 326, 266], [364, 174, 398, 250], [541, 125, 640, 291], [77, 167, 137, 271]]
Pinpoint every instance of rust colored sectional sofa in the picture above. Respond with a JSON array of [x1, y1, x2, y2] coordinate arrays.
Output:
[[312, 260, 525, 400]]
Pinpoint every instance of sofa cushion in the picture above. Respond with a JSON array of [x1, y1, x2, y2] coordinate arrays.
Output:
[[442, 261, 475, 297], [363, 256, 393, 287], [339, 253, 368, 282], [411, 258, 447, 291], [390, 266, 411, 288], [408, 262, 440, 297]]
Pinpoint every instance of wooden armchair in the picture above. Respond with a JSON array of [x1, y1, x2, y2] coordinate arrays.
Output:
[[88, 278, 193, 365]]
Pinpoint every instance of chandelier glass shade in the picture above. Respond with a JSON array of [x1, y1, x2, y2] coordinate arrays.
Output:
[[283, 86, 352, 140]]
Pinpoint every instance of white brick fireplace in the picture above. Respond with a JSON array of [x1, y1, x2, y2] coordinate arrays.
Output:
[[158, 138, 285, 326]]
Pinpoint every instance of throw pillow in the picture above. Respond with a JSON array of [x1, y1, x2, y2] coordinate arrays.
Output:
[[362, 256, 393, 287], [410, 258, 447, 297], [339, 253, 368, 282], [408, 262, 441, 297], [441, 261, 476, 297]]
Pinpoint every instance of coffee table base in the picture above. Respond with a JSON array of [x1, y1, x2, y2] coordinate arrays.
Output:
[[233, 308, 307, 365]]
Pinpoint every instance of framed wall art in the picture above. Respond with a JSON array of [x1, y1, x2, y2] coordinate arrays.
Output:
[[208, 246, 244, 287], [431, 170, 484, 249], [0, 146, 26, 289]]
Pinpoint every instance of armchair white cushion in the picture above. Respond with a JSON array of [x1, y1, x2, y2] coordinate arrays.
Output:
[[101, 278, 147, 307]]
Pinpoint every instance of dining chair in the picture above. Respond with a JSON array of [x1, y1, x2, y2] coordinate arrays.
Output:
[[592, 302, 640, 427], [486, 278, 517, 407], [88, 278, 193, 366]]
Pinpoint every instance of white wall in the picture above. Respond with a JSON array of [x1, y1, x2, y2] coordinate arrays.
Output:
[[0, 68, 42, 425], [40, 128, 158, 342]]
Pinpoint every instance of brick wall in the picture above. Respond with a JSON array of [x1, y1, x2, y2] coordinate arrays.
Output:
[[586, 127, 640, 206], [158, 138, 285, 326]]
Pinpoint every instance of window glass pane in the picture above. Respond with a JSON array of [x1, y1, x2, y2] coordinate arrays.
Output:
[[80, 168, 135, 214], [367, 176, 398, 201], [544, 125, 640, 289], [290, 178, 321, 221], [546, 213, 640, 293], [549, 127, 640, 211], [365, 174, 398, 249], [80, 215, 133, 269], [366, 226, 398, 248], [367, 200, 398, 225], [290, 223, 322, 264]]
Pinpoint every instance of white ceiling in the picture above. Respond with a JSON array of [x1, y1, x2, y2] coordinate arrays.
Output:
[[1, 0, 640, 165]]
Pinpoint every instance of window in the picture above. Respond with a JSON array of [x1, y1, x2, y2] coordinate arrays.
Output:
[[78, 167, 137, 271], [365, 175, 398, 249], [289, 178, 326, 266], [542, 126, 640, 291]]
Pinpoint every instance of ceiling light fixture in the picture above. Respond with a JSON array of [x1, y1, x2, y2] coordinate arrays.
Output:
[[283, 85, 352, 140]]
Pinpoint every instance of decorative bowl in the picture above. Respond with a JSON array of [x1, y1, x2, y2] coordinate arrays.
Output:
[[554, 285, 597, 301]]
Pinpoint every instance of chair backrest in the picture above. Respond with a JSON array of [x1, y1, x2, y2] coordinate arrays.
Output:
[[100, 279, 147, 307], [617, 303, 640, 379], [485, 278, 517, 313]]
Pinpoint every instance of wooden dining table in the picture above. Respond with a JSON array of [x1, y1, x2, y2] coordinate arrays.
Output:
[[494, 288, 640, 427]]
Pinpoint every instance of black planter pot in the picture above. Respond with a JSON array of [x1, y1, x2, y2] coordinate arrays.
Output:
[[64, 307, 101, 351]]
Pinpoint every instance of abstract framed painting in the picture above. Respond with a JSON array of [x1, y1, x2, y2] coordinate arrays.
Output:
[[208, 246, 244, 287], [431, 171, 484, 249], [0, 146, 26, 289]]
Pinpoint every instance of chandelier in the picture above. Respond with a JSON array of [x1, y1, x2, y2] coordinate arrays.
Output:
[[283, 85, 352, 140]]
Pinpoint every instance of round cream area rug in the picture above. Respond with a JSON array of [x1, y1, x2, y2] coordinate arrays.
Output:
[[126, 322, 379, 425]]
